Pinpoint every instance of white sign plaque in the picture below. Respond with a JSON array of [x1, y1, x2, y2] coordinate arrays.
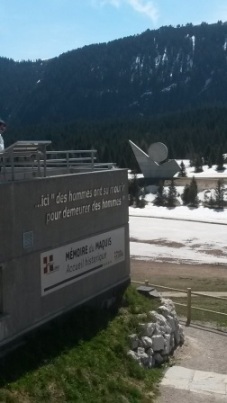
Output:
[[41, 227, 125, 296]]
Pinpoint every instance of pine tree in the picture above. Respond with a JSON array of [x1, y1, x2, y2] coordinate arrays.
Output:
[[204, 144, 211, 165], [182, 184, 190, 205], [194, 155, 203, 173], [128, 173, 140, 206], [128, 173, 146, 208], [137, 189, 146, 208], [189, 177, 199, 207], [216, 148, 224, 171], [214, 179, 224, 209], [153, 180, 166, 206], [182, 177, 199, 207], [166, 179, 177, 208], [179, 161, 186, 177], [207, 156, 213, 169], [208, 195, 215, 208]]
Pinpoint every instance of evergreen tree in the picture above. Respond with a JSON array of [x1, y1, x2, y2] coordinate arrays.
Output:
[[137, 189, 146, 208], [128, 173, 140, 206], [203, 144, 211, 165], [182, 184, 190, 205], [207, 156, 213, 169], [194, 155, 203, 173], [153, 180, 166, 206], [166, 179, 177, 207], [209, 148, 216, 167], [208, 195, 215, 208], [216, 148, 224, 171], [182, 177, 199, 207], [179, 161, 186, 177], [128, 173, 146, 208], [203, 190, 210, 207], [214, 179, 224, 209]]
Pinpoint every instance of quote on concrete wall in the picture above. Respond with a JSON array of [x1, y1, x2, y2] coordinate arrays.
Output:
[[34, 183, 126, 225]]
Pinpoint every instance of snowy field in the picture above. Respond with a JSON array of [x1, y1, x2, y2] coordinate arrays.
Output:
[[129, 161, 227, 265], [175, 160, 227, 178], [129, 214, 227, 265]]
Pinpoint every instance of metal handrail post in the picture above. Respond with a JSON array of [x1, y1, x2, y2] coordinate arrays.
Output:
[[66, 152, 69, 172], [91, 151, 94, 170], [43, 146, 47, 177], [186, 288, 192, 326], [10, 152, 15, 181]]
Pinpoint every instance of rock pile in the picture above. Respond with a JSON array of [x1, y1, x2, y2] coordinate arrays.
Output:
[[127, 298, 184, 368]]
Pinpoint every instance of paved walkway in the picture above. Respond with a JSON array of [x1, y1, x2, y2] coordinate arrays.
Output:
[[156, 324, 227, 403], [159, 366, 227, 402]]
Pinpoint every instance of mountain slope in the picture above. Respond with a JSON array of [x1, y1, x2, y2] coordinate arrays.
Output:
[[1, 21, 227, 125]]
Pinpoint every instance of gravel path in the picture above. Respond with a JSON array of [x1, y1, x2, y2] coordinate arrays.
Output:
[[155, 320, 227, 402], [174, 323, 227, 374]]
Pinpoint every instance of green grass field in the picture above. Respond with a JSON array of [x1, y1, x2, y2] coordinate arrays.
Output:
[[172, 295, 227, 329], [0, 287, 163, 403]]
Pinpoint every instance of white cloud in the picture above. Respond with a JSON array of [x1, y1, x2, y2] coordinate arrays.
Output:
[[127, 0, 158, 22], [92, 0, 159, 22], [102, 0, 121, 6], [92, 0, 121, 7]]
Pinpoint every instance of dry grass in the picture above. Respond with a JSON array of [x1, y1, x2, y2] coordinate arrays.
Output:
[[131, 259, 227, 291], [131, 259, 227, 327]]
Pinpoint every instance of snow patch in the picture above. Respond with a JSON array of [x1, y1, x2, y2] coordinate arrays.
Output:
[[155, 55, 162, 68], [223, 39, 227, 51], [191, 35, 196, 51], [141, 91, 153, 97], [162, 48, 168, 63], [161, 83, 177, 92]]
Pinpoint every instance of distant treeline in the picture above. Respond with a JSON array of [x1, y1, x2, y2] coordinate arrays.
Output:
[[5, 106, 227, 171]]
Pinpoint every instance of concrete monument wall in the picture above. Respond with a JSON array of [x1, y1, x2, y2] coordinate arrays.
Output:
[[0, 169, 130, 346]]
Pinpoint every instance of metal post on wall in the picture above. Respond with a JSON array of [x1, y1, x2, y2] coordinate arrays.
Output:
[[66, 152, 69, 173], [0, 266, 3, 314], [91, 151, 94, 170], [37, 151, 41, 177], [186, 287, 192, 326], [10, 152, 15, 181], [43, 145, 47, 177]]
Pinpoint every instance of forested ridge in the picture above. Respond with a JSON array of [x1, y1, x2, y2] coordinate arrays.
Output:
[[6, 107, 227, 170], [1, 21, 227, 169]]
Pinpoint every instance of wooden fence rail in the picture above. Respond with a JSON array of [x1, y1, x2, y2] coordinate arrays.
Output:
[[131, 280, 227, 326]]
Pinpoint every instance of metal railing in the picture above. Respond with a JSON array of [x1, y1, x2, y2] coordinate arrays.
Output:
[[131, 280, 227, 327], [0, 143, 116, 182], [46, 150, 116, 171]]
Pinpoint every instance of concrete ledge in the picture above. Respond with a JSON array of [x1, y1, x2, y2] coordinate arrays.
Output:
[[161, 366, 227, 397]]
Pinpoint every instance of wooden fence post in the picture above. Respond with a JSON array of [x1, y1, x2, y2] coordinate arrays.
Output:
[[186, 288, 192, 326]]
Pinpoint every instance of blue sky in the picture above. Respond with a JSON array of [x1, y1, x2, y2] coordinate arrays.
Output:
[[1, 0, 227, 61]]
